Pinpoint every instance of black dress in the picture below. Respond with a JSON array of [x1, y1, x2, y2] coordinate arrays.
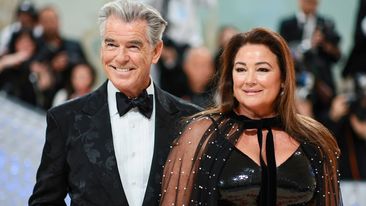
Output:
[[160, 112, 341, 206], [218, 146, 316, 205]]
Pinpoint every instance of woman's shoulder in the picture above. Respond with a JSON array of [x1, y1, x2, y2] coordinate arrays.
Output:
[[186, 112, 224, 130], [172, 113, 223, 146], [181, 114, 216, 134]]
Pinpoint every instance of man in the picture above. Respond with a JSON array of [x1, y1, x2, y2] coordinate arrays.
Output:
[[35, 6, 87, 98], [278, 0, 341, 119], [182, 46, 216, 108], [156, 36, 189, 98], [0, 1, 41, 56], [28, 1, 200, 205], [342, 0, 366, 93]]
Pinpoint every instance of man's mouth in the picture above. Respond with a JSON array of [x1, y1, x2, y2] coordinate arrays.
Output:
[[110, 65, 134, 72]]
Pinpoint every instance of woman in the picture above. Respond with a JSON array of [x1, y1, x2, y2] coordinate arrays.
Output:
[[160, 28, 342, 205], [52, 62, 96, 107], [0, 28, 41, 106]]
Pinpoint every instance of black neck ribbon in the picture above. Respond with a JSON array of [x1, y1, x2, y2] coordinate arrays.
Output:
[[231, 112, 283, 206]]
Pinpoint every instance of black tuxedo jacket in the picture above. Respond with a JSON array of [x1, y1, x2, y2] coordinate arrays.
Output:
[[279, 14, 340, 46], [29, 80, 201, 206], [343, 0, 366, 77]]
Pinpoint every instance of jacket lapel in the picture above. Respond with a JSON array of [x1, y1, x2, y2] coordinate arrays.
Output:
[[142, 85, 180, 206], [81, 81, 128, 205]]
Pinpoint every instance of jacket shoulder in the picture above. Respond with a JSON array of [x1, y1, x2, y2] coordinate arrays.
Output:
[[47, 91, 94, 118], [279, 15, 297, 26], [156, 87, 202, 115]]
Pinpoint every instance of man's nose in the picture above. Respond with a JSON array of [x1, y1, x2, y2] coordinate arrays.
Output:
[[115, 48, 130, 63]]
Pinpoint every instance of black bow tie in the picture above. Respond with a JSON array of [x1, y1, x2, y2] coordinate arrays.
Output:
[[116, 90, 153, 118]]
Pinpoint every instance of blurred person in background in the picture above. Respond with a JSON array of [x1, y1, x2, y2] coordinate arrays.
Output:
[[182, 46, 216, 108], [0, 1, 41, 56], [0, 28, 50, 108], [321, 93, 366, 180], [279, 0, 341, 120], [213, 25, 240, 100], [35, 6, 87, 94], [214, 25, 239, 73], [342, 0, 366, 95], [52, 62, 96, 107], [156, 36, 188, 97], [28, 60, 55, 109]]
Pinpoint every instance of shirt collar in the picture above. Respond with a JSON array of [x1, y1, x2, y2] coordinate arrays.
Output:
[[297, 11, 316, 24]]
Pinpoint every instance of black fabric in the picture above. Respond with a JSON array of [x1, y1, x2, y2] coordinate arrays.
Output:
[[217, 147, 316, 205], [342, 0, 366, 77], [228, 112, 282, 205], [116, 90, 153, 118]]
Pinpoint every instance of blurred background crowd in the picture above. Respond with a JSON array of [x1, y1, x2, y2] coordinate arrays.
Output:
[[0, 0, 365, 205]]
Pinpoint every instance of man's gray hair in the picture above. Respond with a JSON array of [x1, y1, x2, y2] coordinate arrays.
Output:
[[98, 0, 167, 46]]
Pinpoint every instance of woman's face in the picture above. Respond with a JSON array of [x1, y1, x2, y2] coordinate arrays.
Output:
[[350, 114, 366, 139], [232, 43, 283, 118], [72, 65, 93, 93], [15, 33, 36, 55]]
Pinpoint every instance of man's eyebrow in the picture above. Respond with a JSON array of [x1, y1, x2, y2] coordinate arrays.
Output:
[[128, 40, 143, 47], [104, 38, 115, 43]]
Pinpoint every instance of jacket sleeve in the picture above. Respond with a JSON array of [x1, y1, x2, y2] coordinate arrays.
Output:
[[28, 111, 68, 206]]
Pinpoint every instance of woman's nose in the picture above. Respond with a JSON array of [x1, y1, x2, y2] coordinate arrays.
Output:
[[245, 70, 257, 85]]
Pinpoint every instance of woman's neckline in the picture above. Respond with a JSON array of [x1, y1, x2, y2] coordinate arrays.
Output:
[[229, 110, 279, 121], [226, 110, 283, 130], [231, 108, 278, 120]]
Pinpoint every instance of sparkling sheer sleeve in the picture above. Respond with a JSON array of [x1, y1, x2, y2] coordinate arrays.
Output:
[[160, 116, 218, 206]]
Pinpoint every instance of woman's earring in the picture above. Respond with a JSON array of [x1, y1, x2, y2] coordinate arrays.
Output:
[[280, 89, 284, 96], [280, 84, 285, 96]]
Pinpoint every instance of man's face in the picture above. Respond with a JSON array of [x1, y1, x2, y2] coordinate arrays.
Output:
[[100, 15, 162, 97], [299, 0, 318, 15], [184, 48, 215, 89], [39, 9, 59, 36]]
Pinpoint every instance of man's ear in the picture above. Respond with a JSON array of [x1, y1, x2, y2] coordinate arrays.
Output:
[[152, 41, 163, 64]]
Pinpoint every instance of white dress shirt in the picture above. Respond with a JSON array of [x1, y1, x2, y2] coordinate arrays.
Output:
[[107, 80, 155, 206], [297, 12, 317, 51]]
